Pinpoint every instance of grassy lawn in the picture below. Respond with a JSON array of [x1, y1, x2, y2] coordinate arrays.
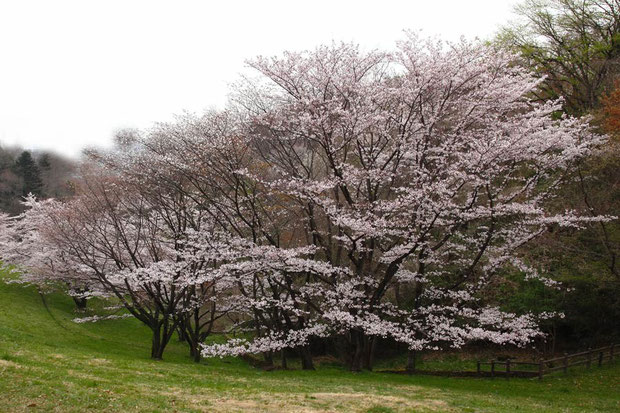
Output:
[[0, 281, 618, 412]]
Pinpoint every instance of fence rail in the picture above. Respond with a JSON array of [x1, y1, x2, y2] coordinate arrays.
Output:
[[477, 343, 616, 380]]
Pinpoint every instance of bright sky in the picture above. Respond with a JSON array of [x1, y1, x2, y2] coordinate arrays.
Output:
[[0, 0, 518, 158]]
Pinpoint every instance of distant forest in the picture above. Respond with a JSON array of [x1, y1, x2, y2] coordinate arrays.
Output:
[[0, 146, 76, 214]]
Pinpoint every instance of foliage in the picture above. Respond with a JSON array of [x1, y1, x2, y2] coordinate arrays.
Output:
[[500, 0, 620, 115], [498, 0, 620, 345], [14, 151, 44, 198], [0, 145, 76, 214]]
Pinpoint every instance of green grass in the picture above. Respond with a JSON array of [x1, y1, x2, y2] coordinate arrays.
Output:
[[0, 281, 619, 412]]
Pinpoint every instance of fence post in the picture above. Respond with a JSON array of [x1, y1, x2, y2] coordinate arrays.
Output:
[[598, 351, 603, 367], [538, 359, 544, 380], [587, 347, 592, 369], [506, 359, 511, 380], [563, 353, 568, 373], [477, 361, 481, 376], [491, 360, 495, 379]]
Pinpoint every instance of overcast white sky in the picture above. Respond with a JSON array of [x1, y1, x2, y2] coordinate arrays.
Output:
[[0, 0, 518, 158]]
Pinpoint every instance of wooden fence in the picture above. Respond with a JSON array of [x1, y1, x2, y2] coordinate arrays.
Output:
[[477, 344, 616, 380]]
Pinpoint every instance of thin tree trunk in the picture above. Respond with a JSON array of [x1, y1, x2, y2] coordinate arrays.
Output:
[[281, 349, 288, 369], [350, 330, 364, 372], [406, 350, 416, 373]]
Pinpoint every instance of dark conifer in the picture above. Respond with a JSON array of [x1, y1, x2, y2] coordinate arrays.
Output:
[[14, 151, 44, 198]]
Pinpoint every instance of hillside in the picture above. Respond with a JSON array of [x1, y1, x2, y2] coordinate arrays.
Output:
[[0, 281, 618, 412]]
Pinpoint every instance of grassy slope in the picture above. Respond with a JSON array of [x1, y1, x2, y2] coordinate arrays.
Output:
[[0, 281, 619, 412]]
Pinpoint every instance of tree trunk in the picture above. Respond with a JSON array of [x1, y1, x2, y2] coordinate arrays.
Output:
[[150, 322, 171, 360], [406, 350, 416, 373], [151, 327, 164, 360], [281, 349, 288, 369], [190, 342, 201, 363], [185, 333, 202, 363], [350, 330, 364, 372], [362, 336, 377, 371], [177, 325, 188, 342], [72, 296, 87, 310], [299, 345, 315, 370], [263, 351, 274, 369]]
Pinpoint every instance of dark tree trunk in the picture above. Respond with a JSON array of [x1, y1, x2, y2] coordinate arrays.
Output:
[[281, 349, 288, 369], [150, 321, 173, 360], [362, 336, 377, 371], [177, 325, 188, 342], [299, 345, 315, 370], [151, 328, 164, 360], [406, 350, 416, 373], [350, 330, 364, 372], [189, 340, 202, 363], [264, 351, 274, 368], [72, 296, 87, 310], [181, 319, 202, 363]]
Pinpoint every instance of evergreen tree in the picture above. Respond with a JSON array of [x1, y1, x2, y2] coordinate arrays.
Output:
[[0, 149, 21, 214], [14, 151, 43, 198], [38, 153, 51, 171]]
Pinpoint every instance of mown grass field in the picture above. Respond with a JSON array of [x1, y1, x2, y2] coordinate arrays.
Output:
[[0, 280, 619, 412]]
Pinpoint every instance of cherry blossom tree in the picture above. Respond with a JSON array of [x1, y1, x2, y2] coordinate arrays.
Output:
[[0, 196, 101, 309], [5, 166, 240, 360], [0, 212, 16, 270], [198, 34, 608, 370]]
